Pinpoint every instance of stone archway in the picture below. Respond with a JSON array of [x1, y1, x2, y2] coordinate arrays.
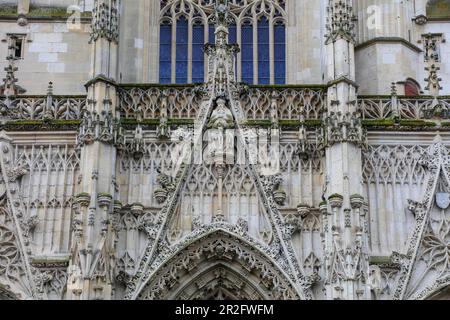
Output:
[[168, 262, 269, 300], [135, 229, 301, 300]]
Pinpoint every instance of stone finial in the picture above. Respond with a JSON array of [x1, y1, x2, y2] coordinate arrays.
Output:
[[47, 82, 54, 96], [90, 0, 120, 43], [325, 0, 356, 44], [390, 83, 397, 96], [425, 64, 442, 97], [0, 50, 26, 97]]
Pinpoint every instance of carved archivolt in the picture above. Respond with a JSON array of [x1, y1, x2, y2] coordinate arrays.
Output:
[[135, 229, 300, 300]]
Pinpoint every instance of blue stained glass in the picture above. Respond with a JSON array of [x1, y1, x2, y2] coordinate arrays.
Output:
[[274, 23, 286, 84], [159, 23, 172, 84], [176, 16, 188, 83], [241, 23, 253, 84], [192, 24, 204, 83], [229, 24, 237, 44], [209, 24, 215, 43], [258, 17, 270, 84]]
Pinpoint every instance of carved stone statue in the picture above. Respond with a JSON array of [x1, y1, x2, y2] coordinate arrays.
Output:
[[208, 98, 234, 129]]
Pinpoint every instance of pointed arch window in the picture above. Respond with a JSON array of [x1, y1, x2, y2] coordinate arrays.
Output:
[[159, 21, 172, 84], [176, 16, 189, 83], [159, 0, 287, 85], [258, 17, 270, 85], [241, 21, 254, 84], [192, 21, 205, 83], [274, 21, 286, 84]]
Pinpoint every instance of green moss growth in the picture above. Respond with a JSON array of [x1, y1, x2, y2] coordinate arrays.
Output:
[[120, 83, 196, 88], [248, 84, 327, 89], [121, 119, 159, 126], [50, 120, 81, 126], [8, 120, 44, 126], [0, 6, 92, 18], [362, 119, 396, 127], [369, 256, 391, 265], [242, 119, 323, 127], [399, 120, 437, 127], [168, 118, 195, 125], [0, 6, 18, 17], [98, 193, 113, 198], [441, 122, 450, 127], [6, 119, 81, 127], [328, 193, 343, 200], [244, 120, 272, 127], [76, 192, 90, 198]]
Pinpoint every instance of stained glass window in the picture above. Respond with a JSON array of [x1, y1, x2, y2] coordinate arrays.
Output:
[[229, 23, 237, 44], [159, 22, 172, 84], [274, 22, 286, 85], [257, 17, 270, 85], [209, 24, 215, 44], [176, 16, 188, 84], [192, 22, 205, 83], [159, 1, 287, 85], [241, 22, 253, 84]]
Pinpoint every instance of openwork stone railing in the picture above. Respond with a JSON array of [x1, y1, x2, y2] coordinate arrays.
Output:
[[0, 95, 87, 120], [241, 86, 326, 120], [118, 85, 201, 120], [358, 96, 450, 120], [4, 91, 449, 123], [118, 84, 327, 121]]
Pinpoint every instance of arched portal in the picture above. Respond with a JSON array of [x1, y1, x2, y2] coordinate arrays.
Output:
[[135, 229, 301, 300]]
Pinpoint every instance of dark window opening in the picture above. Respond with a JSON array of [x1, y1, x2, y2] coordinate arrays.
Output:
[[9, 35, 25, 59]]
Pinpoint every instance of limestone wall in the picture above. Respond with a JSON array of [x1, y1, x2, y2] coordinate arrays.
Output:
[[0, 21, 91, 95]]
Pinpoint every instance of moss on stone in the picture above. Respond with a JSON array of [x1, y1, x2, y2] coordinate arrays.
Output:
[[168, 118, 195, 125], [362, 119, 396, 127], [0, 6, 18, 17], [244, 120, 272, 126], [0, 6, 92, 19], [249, 84, 326, 89], [399, 120, 437, 127], [369, 256, 391, 265], [51, 120, 81, 126]]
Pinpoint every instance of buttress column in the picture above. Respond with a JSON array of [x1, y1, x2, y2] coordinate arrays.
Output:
[[67, 0, 122, 300], [318, 0, 371, 300]]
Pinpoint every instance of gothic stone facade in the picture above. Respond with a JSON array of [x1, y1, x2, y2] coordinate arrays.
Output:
[[0, 0, 449, 301]]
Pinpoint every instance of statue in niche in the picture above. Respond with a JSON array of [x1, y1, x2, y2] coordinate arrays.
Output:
[[208, 98, 234, 129]]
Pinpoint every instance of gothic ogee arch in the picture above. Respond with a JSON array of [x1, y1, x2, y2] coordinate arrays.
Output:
[[134, 229, 301, 300]]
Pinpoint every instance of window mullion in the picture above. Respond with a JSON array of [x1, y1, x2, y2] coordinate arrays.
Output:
[[204, 23, 208, 82], [237, 22, 242, 82], [171, 17, 177, 84], [188, 16, 193, 84], [269, 16, 275, 85], [253, 15, 258, 85]]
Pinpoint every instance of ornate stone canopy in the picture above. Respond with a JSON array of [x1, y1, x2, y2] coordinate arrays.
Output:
[[135, 229, 301, 300]]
